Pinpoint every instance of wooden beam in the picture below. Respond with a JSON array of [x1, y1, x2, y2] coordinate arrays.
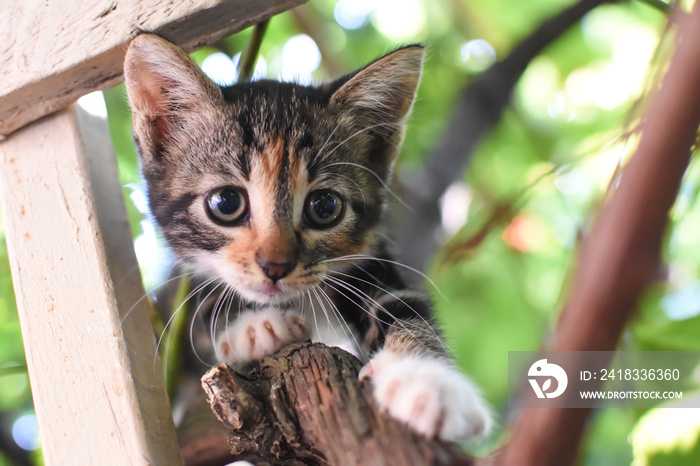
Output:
[[0, 0, 308, 138], [0, 107, 182, 465]]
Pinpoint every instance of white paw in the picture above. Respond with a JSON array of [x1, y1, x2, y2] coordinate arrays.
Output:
[[215, 308, 310, 365], [360, 350, 492, 443]]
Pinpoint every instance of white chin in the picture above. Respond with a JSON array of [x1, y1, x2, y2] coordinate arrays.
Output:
[[237, 286, 301, 306]]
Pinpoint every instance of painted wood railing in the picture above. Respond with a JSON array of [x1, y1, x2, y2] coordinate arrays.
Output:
[[0, 1, 306, 463]]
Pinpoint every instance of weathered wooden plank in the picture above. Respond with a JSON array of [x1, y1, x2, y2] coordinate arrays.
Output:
[[0, 106, 182, 465], [0, 0, 307, 138]]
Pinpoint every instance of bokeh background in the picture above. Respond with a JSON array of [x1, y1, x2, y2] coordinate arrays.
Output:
[[2, 0, 699, 464]]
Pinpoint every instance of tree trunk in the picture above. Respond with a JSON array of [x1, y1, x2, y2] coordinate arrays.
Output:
[[491, 3, 700, 465], [201, 342, 474, 466]]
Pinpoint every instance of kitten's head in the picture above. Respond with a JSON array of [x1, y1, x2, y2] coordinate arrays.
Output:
[[124, 34, 423, 304]]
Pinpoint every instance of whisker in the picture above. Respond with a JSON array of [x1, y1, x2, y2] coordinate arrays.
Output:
[[310, 117, 346, 169], [311, 120, 400, 177], [209, 282, 234, 356], [321, 254, 445, 299], [216, 285, 239, 361], [219, 292, 244, 363], [328, 269, 445, 351], [326, 161, 411, 211], [188, 279, 226, 366], [121, 269, 193, 325], [322, 120, 397, 161], [154, 275, 219, 374], [324, 274, 429, 337], [314, 284, 365, 359], [320, 277, 401, 333], [305, 289, 322, 342], [309, 285, 344, 345]]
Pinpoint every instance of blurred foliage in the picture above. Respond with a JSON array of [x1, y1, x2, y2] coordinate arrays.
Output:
[[1, 0, 699, 464], [630, 402, 700, 466]]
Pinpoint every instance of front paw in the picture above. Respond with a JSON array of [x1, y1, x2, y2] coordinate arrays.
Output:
[[215, 308, 309, 365], [360, 350, 492, 443]]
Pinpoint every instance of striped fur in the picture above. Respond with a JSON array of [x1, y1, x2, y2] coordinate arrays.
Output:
[[124, 34, 422, 317], [124, 34, 491, 443]]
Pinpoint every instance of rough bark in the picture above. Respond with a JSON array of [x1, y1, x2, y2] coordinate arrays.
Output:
[[201, 342, 474, 466], [491, 3, 700, 465]]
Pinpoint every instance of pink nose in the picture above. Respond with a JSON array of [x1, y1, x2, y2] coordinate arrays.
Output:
[[257, 259, 295, 283]]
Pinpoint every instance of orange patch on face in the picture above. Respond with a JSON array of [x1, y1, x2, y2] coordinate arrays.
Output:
[[222, 224, 299, 284], [222, 226, 294, 265], [259, 136, 286, 188], [222, 136, 312, 284], [256, 225, 298, 266], [288, 144, 305, 195], [258, 134, 305, 203], [222, 227, 258, 268]]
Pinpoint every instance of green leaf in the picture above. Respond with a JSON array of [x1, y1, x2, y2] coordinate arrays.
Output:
[[632, 314, 700, 351], [630, 399, 700, 466]]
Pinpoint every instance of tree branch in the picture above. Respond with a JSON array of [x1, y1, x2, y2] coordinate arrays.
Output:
[[237, 20, 270, 82], [202, 342, 474, 466], [493, 4, 700, 464], [393, 0, 618, 279]]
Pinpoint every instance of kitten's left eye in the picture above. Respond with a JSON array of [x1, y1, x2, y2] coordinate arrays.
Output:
[[206, 187, 248, 225], [304, 190, 344, 228]]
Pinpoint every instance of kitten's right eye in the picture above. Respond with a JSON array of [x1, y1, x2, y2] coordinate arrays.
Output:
[[206, 187, 248, 225]]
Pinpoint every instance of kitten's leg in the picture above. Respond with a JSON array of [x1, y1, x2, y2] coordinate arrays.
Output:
[[358, 295, 492, 443], [215, 307, 310, 365]]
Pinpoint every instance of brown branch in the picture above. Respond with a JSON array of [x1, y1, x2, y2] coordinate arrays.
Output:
[[493, 4, 700, 465], [237, 20, 270, 82], [438, 202, 514, 265], [392, 0, 619, 279], [201, 342, 474, 466]]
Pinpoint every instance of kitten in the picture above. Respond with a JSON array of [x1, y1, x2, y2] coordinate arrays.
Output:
[[123, 33, 491, 443]]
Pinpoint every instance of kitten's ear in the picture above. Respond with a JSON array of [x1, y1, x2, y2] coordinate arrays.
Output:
[[124, 34, 222, 150], [329, 45, 425, 126]]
